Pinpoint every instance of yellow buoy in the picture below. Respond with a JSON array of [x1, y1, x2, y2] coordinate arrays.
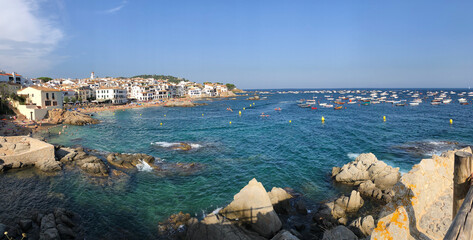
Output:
[[202, 113, 204, 116], [239, 111, 241, 115], [289, 120, 292, 123], [450, 119, 453, 124], [243, 107, 245, 110], [253, 103, 255, 105], [383, 116, 386, 122], [140, 114, 142, 116], [229, 121, 232, 124], [164, 114, 166, 117], [160, 123, 163, 125], [321, 116, 325, 122]]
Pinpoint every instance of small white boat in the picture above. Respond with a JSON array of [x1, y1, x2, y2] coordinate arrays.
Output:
[[409, 102, 420, 106], [443, 99, 452, 104]]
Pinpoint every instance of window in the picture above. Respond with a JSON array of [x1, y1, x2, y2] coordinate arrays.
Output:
[[45, 101, 51, 106], [52, 93, 55, 99], [46, 93, 49, 99], [53, 101, 57, 106]]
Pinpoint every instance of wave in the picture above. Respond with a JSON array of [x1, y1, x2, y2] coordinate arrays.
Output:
[[136, 159, 153, 172], [152, 142, 181, 148], [347, 153, 360, 159], [151, 141, 203, 150]]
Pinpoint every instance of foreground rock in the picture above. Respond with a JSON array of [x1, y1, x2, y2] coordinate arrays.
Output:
[[221, 178, 282, 238], [370, 147, 472, 239], [47, 109, 99, 125], [59, 147, 108, 176], [332, 153, 400, 190], [161, 178, 301, 239], [1, 208, 81, 240], [322, 225, 358, 240], [318, 190, 364, 224], [106, 153, 155, 169]]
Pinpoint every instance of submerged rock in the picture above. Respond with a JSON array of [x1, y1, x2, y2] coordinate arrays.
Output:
[[106, 153, 155, 169], [332, 153, 400, 190], [220, 178, 282, 238]]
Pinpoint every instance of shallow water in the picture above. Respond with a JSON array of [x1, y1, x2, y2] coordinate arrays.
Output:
[[2, 89, 473, 239]]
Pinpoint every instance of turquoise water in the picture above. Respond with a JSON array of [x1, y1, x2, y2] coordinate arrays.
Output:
[[2, 89, 473, 239]]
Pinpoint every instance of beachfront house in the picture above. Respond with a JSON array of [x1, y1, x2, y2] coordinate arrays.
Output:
[[204, 84, 217, 97], [16, 86, 63, 121], [74, 86, 94, 102], [187, 87, 202, 98], [95, 87, 128, 104]]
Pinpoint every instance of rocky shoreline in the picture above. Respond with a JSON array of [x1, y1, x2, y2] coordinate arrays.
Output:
[[157, 147, 471, 240], [0, 134, 470, 239]]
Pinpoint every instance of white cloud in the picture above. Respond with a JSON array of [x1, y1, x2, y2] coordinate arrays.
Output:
[[102, 0, 127, 14], [0, 0, 63, 75]]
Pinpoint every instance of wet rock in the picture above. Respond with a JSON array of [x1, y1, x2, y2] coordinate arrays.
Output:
[[19, 219, 32, 232], [268, 187, 293, 214], [106, 153, 155, 169], [322, 225, 357, 240], [348, 215, 374, 237], [295, 200, 307, 215], [247, 96, 260, 100], [158, 212, 192, 234], [220, 178, 282, 238], [79, 156, 108, 176], [332, 153, 400, 190], [40, 213, 60, 240], [271, 229, 300, 240], [186, 214, 265, 240], [36, 159, 62, 172], [172, 143, 192, 151], [59, 151, 77, 163]]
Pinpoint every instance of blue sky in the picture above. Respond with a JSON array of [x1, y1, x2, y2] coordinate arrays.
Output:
[[1, 0, 473, 89]]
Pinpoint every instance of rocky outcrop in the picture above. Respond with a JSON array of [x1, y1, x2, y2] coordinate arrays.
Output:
[[106, 153, 155, 169], [221, 178, 282, 238], [46, 109, 99, 125], [219, 91, 237, 97], [60, 147, 108, 176], [247, 96, 260, 100], [268, 187, 293, 214], [349, 215, 375, 237], [370, 147, 472, 240], [36, 158, 62, 172], [318, 190, 364, 225], [332, 153, 400, 190], [358, 180, 394, 203], [322, 225, 358, 240]]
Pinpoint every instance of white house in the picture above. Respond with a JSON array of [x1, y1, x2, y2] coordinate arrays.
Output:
[[16, 86, 63, 121], [187, 87, 202, 98], [96, 87, 128, 104], [0, 71, 28, 85]]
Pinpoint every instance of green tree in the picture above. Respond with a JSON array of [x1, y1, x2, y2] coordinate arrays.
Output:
[[37, 77, 52, 82], [64, 96, 70, 103], [226, 83, 236, 90]]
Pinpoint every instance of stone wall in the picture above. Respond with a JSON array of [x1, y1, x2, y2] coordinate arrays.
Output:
[[370, 147, 472, 240], [0, 136, 55, 167]]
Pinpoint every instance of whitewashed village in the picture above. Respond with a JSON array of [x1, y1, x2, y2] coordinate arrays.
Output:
[[0, 70, 237, 121]]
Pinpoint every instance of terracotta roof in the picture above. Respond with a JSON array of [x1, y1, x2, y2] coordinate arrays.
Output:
[[18, 86, 62, 92]]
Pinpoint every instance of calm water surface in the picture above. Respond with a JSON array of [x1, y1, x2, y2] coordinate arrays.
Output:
[[1, 89, 473, 239]]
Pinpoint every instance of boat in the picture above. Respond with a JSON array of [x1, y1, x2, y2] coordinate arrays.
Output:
[[409, 102, 420, 106], [334, 106, 343, 110], [323, 104, 334, 108], [306, 99, 316, 105], [311, 107, 317, 110], [460, 102, 469, 105], [458, 98, 467, 103], [361, 102, 370, 106], [274, 108, 281, 111], [296, 99, 305, 104], [443, 99, 452, 104], [334, 101, 345, 105], [298, 104, 311, 108], [395, 103, 406, 106]]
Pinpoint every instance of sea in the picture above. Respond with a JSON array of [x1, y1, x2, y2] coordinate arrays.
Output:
[[1, 88, 473, 239]]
